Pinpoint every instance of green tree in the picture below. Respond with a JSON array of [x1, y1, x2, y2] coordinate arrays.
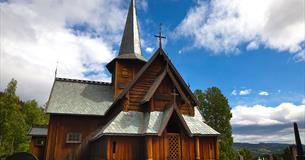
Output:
[[195, 87, 237, 160], [282, 147, 292, 160], [239, 148, 252, 160], [0, 79, 27, 156], [0, 79, 49, 157]]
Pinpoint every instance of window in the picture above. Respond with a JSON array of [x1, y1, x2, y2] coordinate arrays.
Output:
[[35, 138, 45, 146], [118, 82, 125, 89], [66, 132, 82, 143], [112, 141, 116, 154], [121, 68, 128, 78]]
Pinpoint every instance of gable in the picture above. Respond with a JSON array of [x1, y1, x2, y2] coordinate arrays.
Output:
[[107, 48, 199, 115]]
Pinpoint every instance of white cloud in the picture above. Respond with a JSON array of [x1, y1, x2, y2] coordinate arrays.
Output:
[[145, 47, 154, 53], [176, 0, 305, 59], [231, 102, 305, 143], [246, 41, 259, 50], [239, 89, 252, 96], [0, 0, 129, 104], [302, 98, 305, 104], [231, 90, 237, 96], [258, 91, 269, 96], [138, 0, 148, 12], [232, 103, 305, 126]]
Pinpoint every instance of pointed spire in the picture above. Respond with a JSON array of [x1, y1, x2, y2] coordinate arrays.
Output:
[[106, 0, 146, 73], [118, 0, 144, 60]]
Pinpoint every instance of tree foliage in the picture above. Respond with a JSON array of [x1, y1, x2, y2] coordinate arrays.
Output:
[[239, 148, 252, 160], [0, 79, 49, 157], [281, 147, 293, 160], [195, 87, 237, 160]]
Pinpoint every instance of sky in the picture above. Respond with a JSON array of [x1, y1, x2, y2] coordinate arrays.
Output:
[[0, 0, 304, 144]]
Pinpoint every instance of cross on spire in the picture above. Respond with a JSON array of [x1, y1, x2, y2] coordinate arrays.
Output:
[[55, 61, 58, 78], [171, 88, 179, 105], [154, 23, 166, 48]]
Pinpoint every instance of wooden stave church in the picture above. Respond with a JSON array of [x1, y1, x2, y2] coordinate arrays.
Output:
[[36, 0, 220, 159]]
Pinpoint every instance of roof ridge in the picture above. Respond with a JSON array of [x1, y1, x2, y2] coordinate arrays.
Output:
[[55, 77, 112, 85]]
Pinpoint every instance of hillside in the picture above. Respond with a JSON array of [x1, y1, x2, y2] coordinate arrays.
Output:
[[234, 143, 305, 157]]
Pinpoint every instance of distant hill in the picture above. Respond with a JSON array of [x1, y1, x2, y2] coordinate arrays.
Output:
[[234, 143, 305, 157]]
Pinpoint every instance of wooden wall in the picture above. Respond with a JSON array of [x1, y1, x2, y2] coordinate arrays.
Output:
[[199, 137, 219, 160], [45, 115, 104, 160], [29, 136, 46, 160], [149, 134, 218, 160], [89, 137, 107, 160], [113, 60, 143, 98], [148, 131, 196, 160], [152, 76, 194, 115], [126, 58, 164, 111], [90, 136, 145, 160]]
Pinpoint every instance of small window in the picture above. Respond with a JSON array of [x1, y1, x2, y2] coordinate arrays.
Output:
[[66, 132, 82, 143], [35, 138, 45, 146], [112, 141, 116, 153], [118, 82, 125, 89], [121, 68, 128, 78]]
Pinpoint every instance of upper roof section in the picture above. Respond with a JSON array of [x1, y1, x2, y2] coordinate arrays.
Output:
[[46, 78, 113, 116], [28, 125, 48, 137], [106, 0, 146, 72]]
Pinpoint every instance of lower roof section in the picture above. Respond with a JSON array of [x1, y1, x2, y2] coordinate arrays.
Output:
[[46, 78, 113, 116], [28, 125, 48, 137], [91, 107, 219, 141]]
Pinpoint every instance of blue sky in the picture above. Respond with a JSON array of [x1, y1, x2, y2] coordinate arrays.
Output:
[[0, 0, 304, 143], [126, 0, 305, 107]]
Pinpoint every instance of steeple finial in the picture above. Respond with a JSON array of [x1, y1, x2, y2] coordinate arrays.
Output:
[[118, 0, 142, 57], [154, 23, 166, 48]]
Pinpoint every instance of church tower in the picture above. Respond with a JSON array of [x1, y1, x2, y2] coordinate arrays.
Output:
[[106, 0, 146, 98]]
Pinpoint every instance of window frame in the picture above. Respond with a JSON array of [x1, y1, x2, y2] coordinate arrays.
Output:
[[35, 137, 45, 146], [66, 132, 82, 144]]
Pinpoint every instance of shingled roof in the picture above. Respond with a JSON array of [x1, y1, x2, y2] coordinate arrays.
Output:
[[46, 78, 113, 116], [28, 125, 48, 137], [91, 107, 219, 141]]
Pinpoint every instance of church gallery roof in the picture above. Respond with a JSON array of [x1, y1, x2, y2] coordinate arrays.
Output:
[[28, 125, 48, 137], [91, 107, 219, 140], [46, 78, 113, 116]]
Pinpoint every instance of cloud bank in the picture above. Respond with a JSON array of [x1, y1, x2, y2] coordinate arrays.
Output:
[[176, 0, 305, 60], [0, 0, 130, 104], [232, 102, 305, 143]]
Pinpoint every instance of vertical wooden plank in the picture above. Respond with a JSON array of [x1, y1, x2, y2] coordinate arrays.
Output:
[[106, 137, 111, 160], [160, 135, 164, 160], [195, 137, 200, 160], [146, 137, 153, 160], [164, 132, 168, 160]]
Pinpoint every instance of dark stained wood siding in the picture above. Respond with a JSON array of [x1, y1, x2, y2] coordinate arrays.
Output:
[[126, 57, 164, 111], [107, 136, 144, 160], [149, 131, 195, 160], [114, 60, 144, 98], [45, 115, 104, 160], [89, 137, 107, 160], [29, 136, 46, 160], [199, 137, 219, 160]]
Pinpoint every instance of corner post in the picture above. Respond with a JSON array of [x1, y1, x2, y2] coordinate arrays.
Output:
[[216, 137, 220, 160]]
